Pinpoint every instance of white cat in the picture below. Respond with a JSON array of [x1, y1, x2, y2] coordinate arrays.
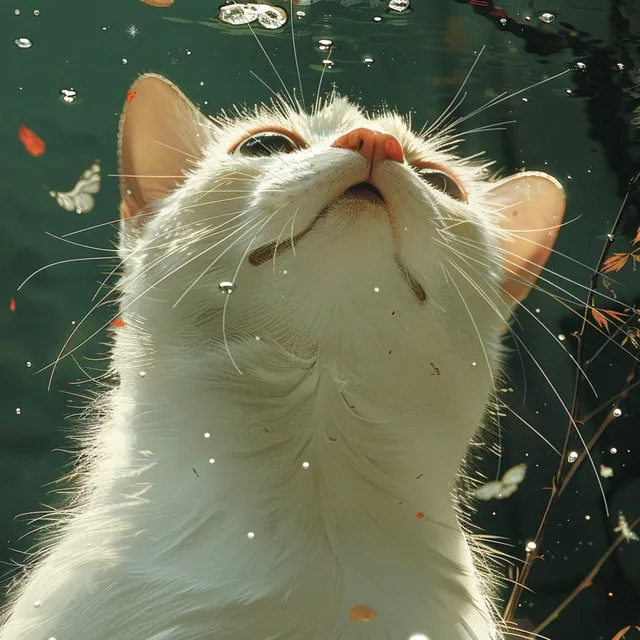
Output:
[[0, 74, 565, 640]]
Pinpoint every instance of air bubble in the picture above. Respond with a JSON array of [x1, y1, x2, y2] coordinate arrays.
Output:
[[388, 0, 410, 11], [616, 63, 625, 71], [60, 88, 78, 104], [373, 16, 382, 22], [139, 371, 146, 377], [209, 458, 215, 464], [296, 10, 305, 19], [576, 62, 586, 70], [247, 531, 255, 539], [373, 286, 380, 293], [14, 37, 32, 49], [33, 600, 41, 608], [567, 451, 578, 463], [33, 8, 40, 15], [610, 447, 618, 454], [499, 17, 507, 26], [204, 432, 211, 439], [218, 281, 235, 294], [186, 49, 192, 55], [121, 58, 128, 65], [558, 334, 566, 341], [14, 9, 21, 15], [322, 59, 334, 69], [26, 361, 32, 367], [613, 408, 622, 417], [318, 38, 333, 50], [525, 540, 536, 552], [15, 408, 22, 415], [606, 233, 615, 241], [538, 12, 554, 23], [363, 56, 374, 68]]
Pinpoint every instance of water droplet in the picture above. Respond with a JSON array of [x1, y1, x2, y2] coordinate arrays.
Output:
[[525, 540, 537, 552], [218, 281, 235, 294], [388, 0, 410, 12], [613, 407, 622, 417], [471, 361, 477, 367], [576, 61, 586, 70], [585, 514, 591, 520], [33, 9, 40, 15], [302, 461, 310, 469], [254, 336, 261, 341], [185, 49, 192, 55], [567, 451, 578, 463], [139, 371, 146, 377], [363, 56, 374, 68], [322, 59, 334, 69], [521, 97, 528, 102], [606, 233, 615, 241], [558, 333, 566, 341], [409, 635, 429, 640], [257, 5, 287, 29], [121, 58, 128, 65], [565, 88, 572, 95], [538, 11, 555, 23], [204, 432, 211, 439], [296, 10, 305, 19], [33, 600, 41, 608], [14, 8, 21, 15], [499, 17, 507, 26], [59, 88, 77, 104], [208, 458, 215, 464], [318, 38, 333, 50], [15, 408, 21, 415], [26, 361, 32, 367], [616, 62, 625, 71], [14, 37, 32, 49], [373, 286, 380, 293], [101, 25, 110, 31], [247, 531, 255, 539], [373, 15, 382, 22]]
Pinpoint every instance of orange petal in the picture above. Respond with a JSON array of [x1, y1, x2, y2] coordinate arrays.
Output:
[[110, 318, 126, 328], [9, 298, 16, 312], [18, 125, 45, 157], [348, 604, 376, 622], [140, 0, 174, 6], [126, 91, 137, 103]]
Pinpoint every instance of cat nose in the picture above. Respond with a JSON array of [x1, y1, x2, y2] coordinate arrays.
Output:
[[332, 127, 405, 166]]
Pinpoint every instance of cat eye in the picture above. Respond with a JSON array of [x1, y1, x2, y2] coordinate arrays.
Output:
[[231, 131, 302, 157], [417, 168, 466, 202]]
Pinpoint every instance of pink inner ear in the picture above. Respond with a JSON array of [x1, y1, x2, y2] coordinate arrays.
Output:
[[487, 171, 566, 304], [118, 74, 207, 223]]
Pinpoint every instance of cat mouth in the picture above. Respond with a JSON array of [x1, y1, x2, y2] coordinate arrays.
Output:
[[343, 181, 385, 203]]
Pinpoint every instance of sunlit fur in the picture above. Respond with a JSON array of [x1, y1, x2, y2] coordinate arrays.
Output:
[[1, 95, 521, 640]]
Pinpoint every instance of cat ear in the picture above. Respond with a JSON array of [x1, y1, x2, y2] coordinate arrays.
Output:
[[487, 171, 566, 305], [118, 73, 209, 226]]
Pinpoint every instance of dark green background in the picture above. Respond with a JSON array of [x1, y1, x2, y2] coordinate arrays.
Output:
[[1, 1, 640, 638]]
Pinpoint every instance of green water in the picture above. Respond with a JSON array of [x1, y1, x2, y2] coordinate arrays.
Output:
[[1, 1, 639, 637]]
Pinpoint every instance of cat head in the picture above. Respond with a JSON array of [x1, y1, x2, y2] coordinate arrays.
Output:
[[116, 74, 565, 368]]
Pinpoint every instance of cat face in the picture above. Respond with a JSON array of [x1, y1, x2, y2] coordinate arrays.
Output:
[[116, 74, 565, 367]]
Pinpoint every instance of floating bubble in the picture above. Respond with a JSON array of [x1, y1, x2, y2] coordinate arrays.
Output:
[[59, 88, 77, 104], [14, 9, 21, 15], [538, 12, 555, 23], [257, 4, 286, 29], [218, 3, 260, 26], [14, 37, 32, 49], [388, 0, 410, 12], [33, 9, 40, 15]]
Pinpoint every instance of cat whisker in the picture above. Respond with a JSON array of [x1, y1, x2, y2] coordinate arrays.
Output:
[[444, 257, 608, 513], [289, 0, 306, 110], [313, 47, 334, 115], [17, 256, 112, 292], [245, 21, 296, 109], [421, 45, 486, 138], [44, 231, 118, 253]]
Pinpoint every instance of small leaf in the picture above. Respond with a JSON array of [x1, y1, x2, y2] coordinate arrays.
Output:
[[602, 252, 631, 273], [126, 91, 136, 103], [592, 308, 609, 331], [18, 125, 45, 157], [611, 625, 631, 640], [9, 298, 16, 312], [600, 308, 629, 323], [633, 225, 640, 244]]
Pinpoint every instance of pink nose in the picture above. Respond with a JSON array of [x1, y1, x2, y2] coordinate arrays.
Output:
[[331, 127, 405, 166]]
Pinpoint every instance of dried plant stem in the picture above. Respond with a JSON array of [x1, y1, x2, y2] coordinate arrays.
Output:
[[502, 173, 639, 624], [531, 514, 640, 634]]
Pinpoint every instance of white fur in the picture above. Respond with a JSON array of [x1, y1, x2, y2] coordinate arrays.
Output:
[[1, 97, 513, 639]]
